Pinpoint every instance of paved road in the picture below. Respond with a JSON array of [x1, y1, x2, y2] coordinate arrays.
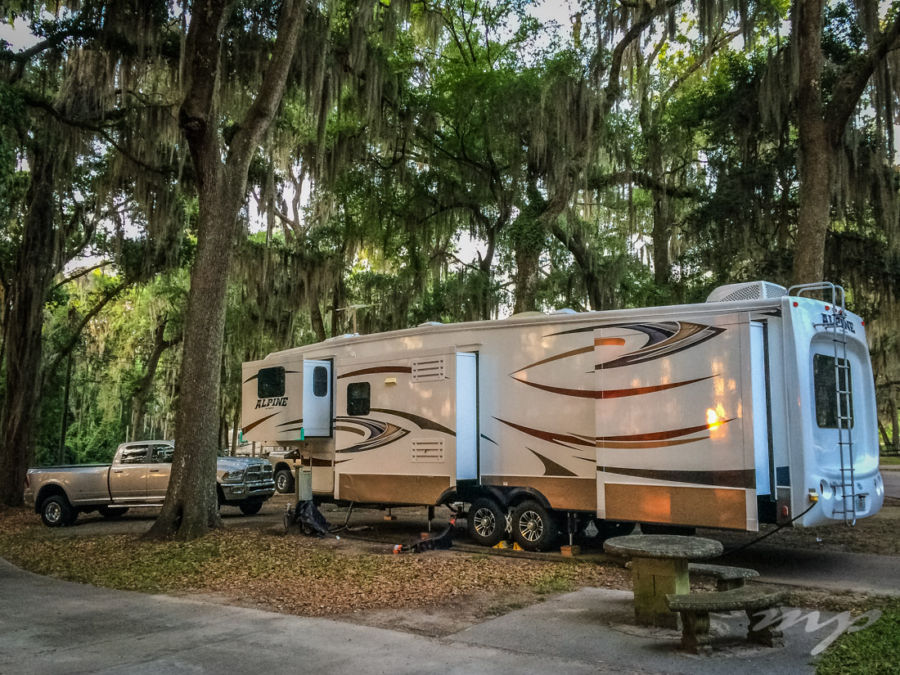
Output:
[[881, 466, 900, 499], [1, 559, 833, 675]]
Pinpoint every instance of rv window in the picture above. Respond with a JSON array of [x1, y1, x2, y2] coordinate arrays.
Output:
[[347, 382, 370, 416], [313, 366, 328, 397], [813, 354, 854, 429], [257, 367, 285, 399]]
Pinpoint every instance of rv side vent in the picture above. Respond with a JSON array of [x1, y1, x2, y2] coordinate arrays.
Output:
[[411, 439, 444, 463], [411, 357, 446, 382], [706, 281, 787, 303]]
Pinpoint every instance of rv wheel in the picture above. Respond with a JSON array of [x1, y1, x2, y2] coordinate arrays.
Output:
[[467, 498, 507, 547], [275, 469, 295, 494], [511, 500, 559, 552]]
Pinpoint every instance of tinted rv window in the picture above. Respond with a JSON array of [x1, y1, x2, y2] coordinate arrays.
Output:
[[813, 354, 854, 428], [257, 367, 285, 398], [313, 366, 328, 397], [347, 382, 370, 416]]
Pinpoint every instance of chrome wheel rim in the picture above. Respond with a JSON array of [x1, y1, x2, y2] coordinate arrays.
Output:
[[473, 507, 497, 538], [276, 473, 289, 491], [45, 502, 62, 524], [518, 510, 543, 542]]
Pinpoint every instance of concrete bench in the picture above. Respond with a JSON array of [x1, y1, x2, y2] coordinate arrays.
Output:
[[688, 563, 760, 591], [666, 586, 787, 653]]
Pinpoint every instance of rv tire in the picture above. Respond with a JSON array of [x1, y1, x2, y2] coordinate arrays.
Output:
[[467, 497, 507, 546], [275, 469, 295, 494], [511, 500, 559, 552]]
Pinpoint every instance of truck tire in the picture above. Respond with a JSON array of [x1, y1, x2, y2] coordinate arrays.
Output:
[[98, 506, 129, 519], [275, 469, 295, 494], [467, 497, 507, 547], [239, 501, 263, 516], [511, 500, 559, 552], [40, 495, 76, 527]]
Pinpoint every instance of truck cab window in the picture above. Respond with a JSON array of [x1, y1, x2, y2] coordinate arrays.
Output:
[[119, 448, 149, 464], [258, 367, 285, 398], [813, 354, 854, 429], [347, 382, 370, 416], [150, 445, 174, 463]]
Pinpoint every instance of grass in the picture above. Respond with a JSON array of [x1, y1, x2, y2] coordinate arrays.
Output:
[[816, 602, 900, 674], [879, 454, 900, 466]]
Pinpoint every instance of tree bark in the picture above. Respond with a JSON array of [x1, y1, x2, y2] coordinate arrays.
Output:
[[793, 0, 830, 285], [0, 143, 56, 506], [146, 0, 303, 540]]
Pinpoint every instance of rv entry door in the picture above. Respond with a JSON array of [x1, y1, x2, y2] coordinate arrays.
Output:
[[303, 360, 333, 438]]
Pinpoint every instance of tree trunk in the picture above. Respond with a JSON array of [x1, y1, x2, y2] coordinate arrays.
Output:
[[146, 0, 303, 540], [793, 0, 831, 285], [0, 144, 56, 506], [309, 291, 327, 342], [147, 193, 236, 539]]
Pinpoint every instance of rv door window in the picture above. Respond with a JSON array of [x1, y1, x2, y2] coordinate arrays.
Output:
[[813, 354, 854, 429], [313, 366, 328, 397], [257, 367, 285, 398], [347, 382, 370, 416]]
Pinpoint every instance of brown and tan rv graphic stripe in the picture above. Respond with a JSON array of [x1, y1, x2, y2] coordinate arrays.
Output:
[[494, 417, 734, 450]]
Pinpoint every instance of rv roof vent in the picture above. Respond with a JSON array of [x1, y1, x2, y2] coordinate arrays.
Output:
[[550, 308, 578, 315], [325, 333, 360, 342], [706, 281, 787, 303], [418, 321, 443, 327]]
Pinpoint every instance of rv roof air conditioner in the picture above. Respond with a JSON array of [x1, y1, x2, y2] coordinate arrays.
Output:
[[706, 281, 787, 303]]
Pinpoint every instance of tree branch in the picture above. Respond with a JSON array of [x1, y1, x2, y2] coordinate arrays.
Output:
[[42, 281, 128, 377], [826, 13, 900, 141], [49, 262, 111, 294]]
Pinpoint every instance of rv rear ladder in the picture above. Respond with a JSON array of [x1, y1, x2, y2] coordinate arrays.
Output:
[[793, 282, 858, 525]]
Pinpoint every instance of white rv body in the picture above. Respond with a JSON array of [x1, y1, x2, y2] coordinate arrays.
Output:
[[241, 282, 883, 543]]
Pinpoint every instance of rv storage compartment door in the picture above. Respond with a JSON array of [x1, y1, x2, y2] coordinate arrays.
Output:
[[303, 360, 333, 437], [594, 314, 759, 531], [241, 355, 303, 442]]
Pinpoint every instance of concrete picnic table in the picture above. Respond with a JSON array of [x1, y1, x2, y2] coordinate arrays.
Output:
[[604, 534, 723, 628]]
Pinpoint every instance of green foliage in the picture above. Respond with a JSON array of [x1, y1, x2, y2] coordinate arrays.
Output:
[[816, 602, 900, 675]]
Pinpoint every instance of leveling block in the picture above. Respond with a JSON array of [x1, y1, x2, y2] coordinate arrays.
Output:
[[393, 518, 456, 553], [492, 541, 524, 551]]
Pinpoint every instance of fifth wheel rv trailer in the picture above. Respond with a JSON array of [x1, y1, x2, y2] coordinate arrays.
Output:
[[241, 281, 885, 551]]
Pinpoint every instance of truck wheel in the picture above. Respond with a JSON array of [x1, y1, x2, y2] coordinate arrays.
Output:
[[275, 469, 295, 494], [98, 506, 129, 519], [41, 495, 76, 528], [239, 501, 263, 516], [511, 500, 559, 552], [467, 497, 507, 547]]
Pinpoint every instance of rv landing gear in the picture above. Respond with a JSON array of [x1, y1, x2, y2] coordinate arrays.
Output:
[[467, 498, 507, 547], [511, 500, 559, 552]]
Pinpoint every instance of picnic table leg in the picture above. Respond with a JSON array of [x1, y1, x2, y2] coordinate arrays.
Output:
[[631, 557, 688, 628]]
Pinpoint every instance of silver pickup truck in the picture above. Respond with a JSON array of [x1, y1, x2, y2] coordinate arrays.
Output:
[[25, 440, 276, 527]]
